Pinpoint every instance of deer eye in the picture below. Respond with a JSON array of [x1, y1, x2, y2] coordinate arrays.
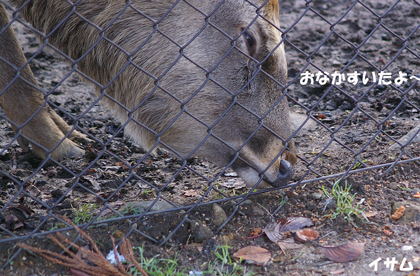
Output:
[[243, 31, 256, 57]]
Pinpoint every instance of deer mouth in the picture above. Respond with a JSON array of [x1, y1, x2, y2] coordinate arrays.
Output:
[[231, 157, 294, 189]]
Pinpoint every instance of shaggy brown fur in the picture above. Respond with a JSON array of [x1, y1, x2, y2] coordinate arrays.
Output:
[[0, 0, 296, 188]]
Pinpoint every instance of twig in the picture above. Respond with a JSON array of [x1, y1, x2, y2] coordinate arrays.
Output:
[[18, 215, 149, 276], [119, 237, 149, 276]]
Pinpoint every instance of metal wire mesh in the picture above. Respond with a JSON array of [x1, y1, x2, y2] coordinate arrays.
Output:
[[1, 0, 419, 270]]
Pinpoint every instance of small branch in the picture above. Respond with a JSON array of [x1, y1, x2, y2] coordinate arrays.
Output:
[[18, 215, 149, 276]]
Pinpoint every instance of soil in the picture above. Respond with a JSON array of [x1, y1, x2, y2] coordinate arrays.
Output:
[[1, 0, 420, 275]]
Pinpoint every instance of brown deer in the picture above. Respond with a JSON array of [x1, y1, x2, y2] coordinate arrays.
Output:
[[0, 0, 297, 189]]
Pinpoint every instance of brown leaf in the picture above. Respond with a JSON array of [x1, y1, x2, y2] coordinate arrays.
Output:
[[275, 217, 314, 232], [321, 242, 365, 263], [249, 227, 262, 237], [364, 211, 378, 218], [182, 189, 197, 197], [263, 217, 313, 242], [17, 203, 35, 216], [330, 268, 345, 275], [5, 214, 23, 231], [233, 246, 271, 266], [294, 228, 320, 243], [276, 238, 303, 252], [13, 221, 25, 230], [383, 226, 394, 237]]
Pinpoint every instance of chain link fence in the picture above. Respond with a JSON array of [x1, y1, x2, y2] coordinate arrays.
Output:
[[1, 0, 420, 272]]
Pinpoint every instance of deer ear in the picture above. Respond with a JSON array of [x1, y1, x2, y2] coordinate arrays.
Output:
[[264, 0, 280, 20], [261, 0, 280, 28]]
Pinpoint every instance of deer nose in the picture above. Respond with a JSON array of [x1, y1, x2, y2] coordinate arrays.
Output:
[[270, 159, 294, 187], [265, 149, 296, 187]]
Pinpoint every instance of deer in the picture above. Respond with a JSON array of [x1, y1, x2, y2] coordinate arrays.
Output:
[[0, 0, 297, 189]]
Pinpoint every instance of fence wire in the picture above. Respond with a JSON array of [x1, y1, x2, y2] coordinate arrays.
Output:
[[1, 0, 420, 271]]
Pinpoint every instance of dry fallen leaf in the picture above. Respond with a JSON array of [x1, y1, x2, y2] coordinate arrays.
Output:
[[329, 268, 345, 275], [321, 242, 365, 263], [294, 228, 320, 243], [182, 189, 198, 197], [263, 217, 313, 242], [391, 205, 405, 220], [249, 227, 262, 237], [364, 211, 378, 218], [5, 214, 24, 231], [383, 225, 394, 237], [17, 201, 35, 216], [277, 238, 304, 252], [233, 246, 272, 266]]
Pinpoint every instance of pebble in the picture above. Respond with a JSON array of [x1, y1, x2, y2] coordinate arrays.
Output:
[[120, 200, 175, 214], [212, 203, 228, 227], [402, 245, 414, 251], [389, 124, 420, 151], [382, 33, 391, 41], [311, 192, 324, 200], [238, 199, 253, 206], [190, 220, 213, 243], [189, 270, 203, 276], [252, 205, 265, 217], [376, 84, 387, 91]]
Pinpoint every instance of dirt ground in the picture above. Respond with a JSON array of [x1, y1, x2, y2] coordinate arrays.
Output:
[[1, 0, 420, 275]]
